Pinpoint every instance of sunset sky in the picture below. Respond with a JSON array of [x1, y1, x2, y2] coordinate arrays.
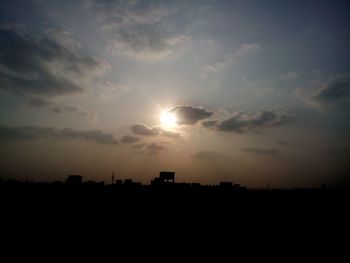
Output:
[[0, 0, 349, 187]]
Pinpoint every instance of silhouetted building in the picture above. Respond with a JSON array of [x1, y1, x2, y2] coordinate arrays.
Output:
[[151, 171, 175, 185], [159, 171, 175, 183], [123, 179, 141, 187], [66, 175, 82, 185], [124, 179, 133, 184], [219, 182, 233, 188], [219, 182, 246, 191], [116, 179, 122, 185]]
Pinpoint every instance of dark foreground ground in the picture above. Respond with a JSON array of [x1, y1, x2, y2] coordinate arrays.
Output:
[[1, 182, 349, 254]]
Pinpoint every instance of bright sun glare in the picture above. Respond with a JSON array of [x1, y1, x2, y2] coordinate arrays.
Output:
[[160, 111, 177, 128]]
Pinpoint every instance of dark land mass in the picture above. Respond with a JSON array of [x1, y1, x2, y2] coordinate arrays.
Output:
[[1, 175, 349, 254]]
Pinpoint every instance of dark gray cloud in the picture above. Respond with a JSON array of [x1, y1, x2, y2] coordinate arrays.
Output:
[[311, 76, 350, 105], [133, 142, 167, 155], [0, 125, 118, 144], [133, 143, 146, 149], [62, 105, 97, 119], [147, 142, 167, 154], [131, 124, 160, 136], [86, 0, 189, 60], [27, 97, 53, 107], [241, 147, 279, 155], [216, 110, 294, 133], [277, 140, 288, 145], [0, 25, 108, 98], [169, 105, 213, 125], [192, 151, 226, 160], [147, 143, 166, 151], [131, 124, 180, 138], [46, 104, 97, 119], [51, 107, 63, 113], [160, 129, 180, 139], [25, 93, 97, 119], [201, 120, 218, 128], [121, 135, 140, 144]]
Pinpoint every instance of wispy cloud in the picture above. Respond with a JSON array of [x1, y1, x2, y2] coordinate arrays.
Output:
[[131, 124, 180, 138], [0, 25, 109, 98], [297, 76, 350, 109], [147, 142, 167, 154], [192, 150, 227, 160], [281, 71, 299, 81], [60, 105, 97, 119], [241, 147, 279, 155], [311, 76, 350, 105], [27, 97, 53, 107], [204, 110, 294, 133], [121, 135, 140, 144], [169, 105, 213, 125], [0, 125, 118, 144], [85, 0, 190, 60], [131, 124, 160, 136], [203, 43, 260, 74]]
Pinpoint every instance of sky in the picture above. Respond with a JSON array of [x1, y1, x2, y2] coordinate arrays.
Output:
[[0, 0, 349, 188]]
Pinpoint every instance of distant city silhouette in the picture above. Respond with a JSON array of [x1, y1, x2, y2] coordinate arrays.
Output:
[[1, 170, 349, 250]]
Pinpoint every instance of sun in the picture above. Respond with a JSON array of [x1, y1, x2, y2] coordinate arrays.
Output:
[[160, 111, 177, 128]]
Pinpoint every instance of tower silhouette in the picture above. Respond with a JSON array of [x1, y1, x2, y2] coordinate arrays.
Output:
[[112, 169, 115, 185]]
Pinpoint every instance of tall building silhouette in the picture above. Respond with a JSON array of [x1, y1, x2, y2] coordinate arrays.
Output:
[[151, 171, 175, 185]]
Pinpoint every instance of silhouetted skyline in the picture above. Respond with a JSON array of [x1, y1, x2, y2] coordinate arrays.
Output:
[[1, 171, 349, 246]]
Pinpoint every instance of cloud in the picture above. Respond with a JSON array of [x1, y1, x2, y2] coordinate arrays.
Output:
[[133, 108, 293, 137], [131, 124, 160, 136], [121, 135, 140, 144], [108, 32, 189, 61], [203, 43, 260, 74], [27, 97, 53, 107], [133, 143, 146, 149], [241, 147, 279, 155], [147, 142, 167, 154], [45, 28, 82, 51], [235, 43, 260, 56], [25, 94, 97, 119], [311, 76, 350, 105], [130, 124, 180, 138], [281, 71, 299, 81], [0, 125, 118, 144], [0, 25, 109, 98], [277, 140, 288, 145], [51, 107, 63, 113], [192, 151, 226, 160], [62, 105, 97, 119], [203, 55, 234, 73], [169, 105, 213, 125], [215, 110, 294, 133], [201, 120, 218, 128], [160, 129, 181, 139], [147, 143, 166, 151], [44, 104, 97, 119], [86, 0, 189, 60]]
